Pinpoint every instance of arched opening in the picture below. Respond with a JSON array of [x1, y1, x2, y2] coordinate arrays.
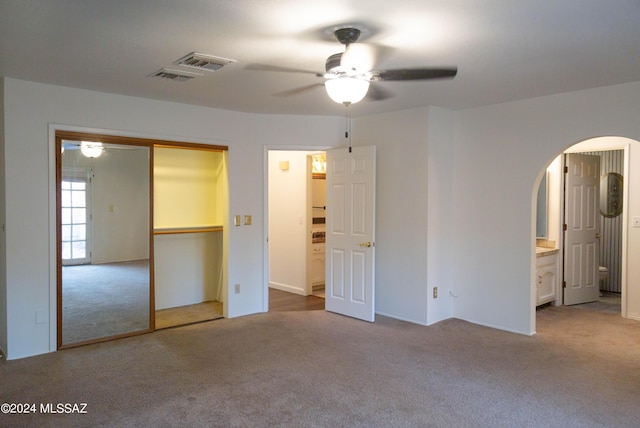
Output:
[[532, 136, 639, 327]]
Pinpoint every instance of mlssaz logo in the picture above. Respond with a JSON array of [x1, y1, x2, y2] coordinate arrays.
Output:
[[40, 403, 88, 414]]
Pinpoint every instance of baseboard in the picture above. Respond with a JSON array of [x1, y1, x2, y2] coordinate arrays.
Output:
[[455, 316, 534, 336], [374, 310, 429, 327], [269, 282, 306, 296]]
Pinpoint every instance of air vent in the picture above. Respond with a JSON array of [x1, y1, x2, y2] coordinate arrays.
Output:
[[148, 68, 201, 82], [174, 52, 236, 72]]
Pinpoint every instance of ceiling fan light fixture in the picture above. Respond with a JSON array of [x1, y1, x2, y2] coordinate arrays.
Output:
[[325, 77, 370, 105], [80, 141, 103, 158]]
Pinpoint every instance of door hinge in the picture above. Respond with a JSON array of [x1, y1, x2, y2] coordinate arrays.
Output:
[[563, 223, 567, 231], [562, 281, 566, 289], [564, 166, 568, 173]]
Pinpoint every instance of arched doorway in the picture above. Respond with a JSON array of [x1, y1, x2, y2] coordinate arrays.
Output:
[[532, 136, 638, 319]]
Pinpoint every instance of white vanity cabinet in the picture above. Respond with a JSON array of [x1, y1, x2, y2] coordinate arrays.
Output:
[[310, 243, 325, 287], [536, 249, 559, 305]]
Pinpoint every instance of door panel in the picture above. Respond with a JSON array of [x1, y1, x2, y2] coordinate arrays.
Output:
[[330, 249, 346, 298], [325, 146, 376, 322], [564, 153, 600, 305]]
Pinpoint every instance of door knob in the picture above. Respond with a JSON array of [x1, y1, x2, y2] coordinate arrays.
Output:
[[595, 233, 601, 239], [359, 241, 373, 247]]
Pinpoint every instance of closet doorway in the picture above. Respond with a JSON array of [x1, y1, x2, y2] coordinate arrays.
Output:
[[56, 131, 228, 349], [153, 143, 228, 329]]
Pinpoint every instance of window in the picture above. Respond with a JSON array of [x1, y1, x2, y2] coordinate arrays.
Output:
[[61, 172, 91, 265]]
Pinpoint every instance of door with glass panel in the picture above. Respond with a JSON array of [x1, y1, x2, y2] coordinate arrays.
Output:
[[61, 169, 92, 266]]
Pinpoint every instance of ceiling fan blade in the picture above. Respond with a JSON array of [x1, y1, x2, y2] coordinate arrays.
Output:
[[273, 83, 325, 98], [366, 84, 394, 101], [245, 63, 323, 77], [369, 68, 457, 81]]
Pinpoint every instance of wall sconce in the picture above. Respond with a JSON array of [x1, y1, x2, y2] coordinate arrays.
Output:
[[324, 76, 370, 105], [312, 154, 326, 174], [80, 141, 103, 158], [312, 154, 326, 179]]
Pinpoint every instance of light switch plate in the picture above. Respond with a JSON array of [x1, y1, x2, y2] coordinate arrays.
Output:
[[633, 216, 640, 228], [234, 215, 241, 227], [243, 215, 252, 226]]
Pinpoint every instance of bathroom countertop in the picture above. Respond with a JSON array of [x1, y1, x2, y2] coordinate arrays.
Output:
[[536, 247, 559, 257]]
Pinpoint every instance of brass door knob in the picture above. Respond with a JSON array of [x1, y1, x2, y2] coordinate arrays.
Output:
[[359, 241, 373, 247]]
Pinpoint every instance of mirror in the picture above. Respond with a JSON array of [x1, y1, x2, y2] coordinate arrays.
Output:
[[536, 172, 548, 238], [57, 134, 152, 347], [600, 172, 623, 217]]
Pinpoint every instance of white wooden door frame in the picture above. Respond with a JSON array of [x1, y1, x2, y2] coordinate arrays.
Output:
[[533, 141, 635, 328], [262, 146, 332, 312]]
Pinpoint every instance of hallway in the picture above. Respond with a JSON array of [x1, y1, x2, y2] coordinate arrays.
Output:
[[268, 288, 324, 312]]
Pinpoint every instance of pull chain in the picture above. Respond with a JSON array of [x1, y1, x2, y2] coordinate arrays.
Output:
[[345, 112, 352, 153]]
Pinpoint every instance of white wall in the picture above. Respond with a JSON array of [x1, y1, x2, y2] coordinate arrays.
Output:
[[154, 232, 223, 309], [352, 108, 431, 324], [267, 151, 310, 295], [2, 78, 342, 359], [350, 106, 456, 326], [426, 107, 455, 324], [452, 81, 640, 334]]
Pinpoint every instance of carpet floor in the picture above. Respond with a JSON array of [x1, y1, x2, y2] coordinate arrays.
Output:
[[1, 299, 639, 427], [61, 260, 150, 345]]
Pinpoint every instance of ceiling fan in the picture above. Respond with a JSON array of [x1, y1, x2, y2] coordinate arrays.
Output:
[[248, 27, 457, 106], [61, 140, 144, 158]]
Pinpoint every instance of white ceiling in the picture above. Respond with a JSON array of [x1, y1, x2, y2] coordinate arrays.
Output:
[[1, 0, 639, 117]]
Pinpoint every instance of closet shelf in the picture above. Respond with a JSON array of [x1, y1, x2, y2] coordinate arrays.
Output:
[[154, 225, 223, 235]]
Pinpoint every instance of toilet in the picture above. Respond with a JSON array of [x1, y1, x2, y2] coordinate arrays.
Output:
[[599, 266, 608, 294]]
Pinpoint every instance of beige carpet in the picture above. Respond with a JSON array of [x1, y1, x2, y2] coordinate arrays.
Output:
[[155, 301, 223, 330], [1, 302, 639, 427], [61, 260, 150, 345]]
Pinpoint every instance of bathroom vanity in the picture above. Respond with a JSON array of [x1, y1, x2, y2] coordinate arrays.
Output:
[[536, 247, 559, 306], [311, 218, 326, 289]]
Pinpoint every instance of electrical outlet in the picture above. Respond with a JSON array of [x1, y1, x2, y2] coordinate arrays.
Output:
[[433, 287, 438, 299], [234, 283, 241, 294]]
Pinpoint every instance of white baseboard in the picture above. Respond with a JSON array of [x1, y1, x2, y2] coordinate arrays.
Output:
[[269, 282, 306, 296]]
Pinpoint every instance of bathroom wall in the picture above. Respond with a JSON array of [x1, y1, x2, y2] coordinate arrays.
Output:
[[579, 150, 624, 293]]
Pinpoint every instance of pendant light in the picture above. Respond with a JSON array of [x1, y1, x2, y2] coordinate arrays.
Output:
[[324, 76, 370, 106], [80, 141, 103, 158]]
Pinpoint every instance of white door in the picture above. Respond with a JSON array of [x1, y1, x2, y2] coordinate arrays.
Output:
[[325, 146, 376, 322], [564, 153, 600, 305]]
